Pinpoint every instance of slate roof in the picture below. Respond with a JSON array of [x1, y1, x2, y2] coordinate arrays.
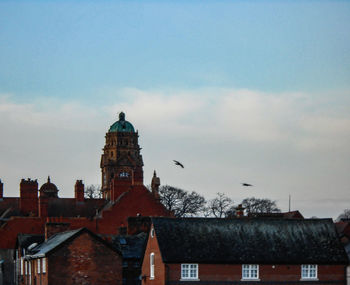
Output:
[[28, 229, 81, 258], [0, 197, 106, 220], [17, 234, 45, 255], [152, 217, 348, 264], [47, 198, 106, 217], [0, 198, 20, 220], [26, 228, 121, 259], [112, 232, 147, 260]]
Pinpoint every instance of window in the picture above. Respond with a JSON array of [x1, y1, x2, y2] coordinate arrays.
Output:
[[301, 265, 317, 279], [37, 259, 41, 274], [42, 258, 46, 273], [242, 264, 259, 280], [20, 258, 24, 275], [150, 227, 155, 238], [150, 253, 155, 279], [181, 264, 198, 280]]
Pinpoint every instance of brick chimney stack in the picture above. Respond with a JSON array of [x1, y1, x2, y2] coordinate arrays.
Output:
[[45, 218, 70, 239], [75, 180, 84, 202], [20, 178, 38, 215], [0, 179, 3, 200]]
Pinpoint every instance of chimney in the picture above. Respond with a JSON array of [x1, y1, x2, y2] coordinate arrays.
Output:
[[151, 170, 160, 199], [75, 180, 84, 202], [0, 179, 3, 200], [45, 219, 70, 239], [20, 178, 38, 215], [236, 204, 245, 218], [39, 196, 48, 217]]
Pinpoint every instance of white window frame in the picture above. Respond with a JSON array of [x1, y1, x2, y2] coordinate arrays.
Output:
[[37, 259, 41, 274], [241, 264, 259, 280], [301, 264, 318, 280], [181, 264, 199, 280], [42, 258, 46, 273], [150, 253, 155, 279], [20, 257, 24, 275]]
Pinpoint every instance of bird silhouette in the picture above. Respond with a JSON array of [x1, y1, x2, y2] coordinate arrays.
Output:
[[242, 183, 253, 187], [173, 160, 184, 168]]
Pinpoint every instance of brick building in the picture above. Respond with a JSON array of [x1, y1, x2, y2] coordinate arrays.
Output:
[[142, 217, 348, 285], [20, 227, 122, 285], [0, 112, 171, 285]]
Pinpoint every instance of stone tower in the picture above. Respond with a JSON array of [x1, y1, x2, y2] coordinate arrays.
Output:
[[100, 112, 144, 200]]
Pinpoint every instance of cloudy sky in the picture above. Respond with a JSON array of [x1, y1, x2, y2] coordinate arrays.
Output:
[[0, 1, 349, 219]]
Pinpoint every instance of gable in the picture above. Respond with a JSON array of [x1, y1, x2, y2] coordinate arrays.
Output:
[[29, 228, 121, 258]]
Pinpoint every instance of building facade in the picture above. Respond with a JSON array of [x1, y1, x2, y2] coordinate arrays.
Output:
[[21, 227, 122, 285], [142, 218, 348, 285], [0, 113, 171, 285]]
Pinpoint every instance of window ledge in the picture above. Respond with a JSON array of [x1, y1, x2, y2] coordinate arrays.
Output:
[[241, 278, 260, 281], [180, 278, 200, 281], [300, 278, 318, 281]]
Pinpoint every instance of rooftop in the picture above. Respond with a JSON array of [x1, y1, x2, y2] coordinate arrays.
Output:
[[108, 112, 135, 133], [152, 217, 348, 264]]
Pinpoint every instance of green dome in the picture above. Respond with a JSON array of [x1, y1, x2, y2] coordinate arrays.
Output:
[[108, 112, 135, 133]]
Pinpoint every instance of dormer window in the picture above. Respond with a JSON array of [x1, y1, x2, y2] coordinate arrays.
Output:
[[151, 227, 155, 238]]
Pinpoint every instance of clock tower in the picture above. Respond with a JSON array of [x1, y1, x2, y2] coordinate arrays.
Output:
[[100, 112, 144, 200]]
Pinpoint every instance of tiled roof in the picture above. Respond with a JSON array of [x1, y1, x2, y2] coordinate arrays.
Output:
[[0, 198, 20, 220], [152, 217, 348, 264], [0, 197, 107, 219], [112, 232, 147, 260], [47, 198, 106, 217]]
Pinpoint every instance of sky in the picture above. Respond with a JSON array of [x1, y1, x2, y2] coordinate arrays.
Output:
[[0, 0, 349, 219]]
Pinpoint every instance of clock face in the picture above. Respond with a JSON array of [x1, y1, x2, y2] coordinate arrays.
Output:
[[119, 172, 129, 178]]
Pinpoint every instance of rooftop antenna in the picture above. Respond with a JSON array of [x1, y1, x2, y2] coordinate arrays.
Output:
[[288, 194, 291, 212]]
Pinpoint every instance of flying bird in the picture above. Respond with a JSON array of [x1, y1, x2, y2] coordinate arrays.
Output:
[[242, 183, 253, 187], [173, 160, 184, 168]]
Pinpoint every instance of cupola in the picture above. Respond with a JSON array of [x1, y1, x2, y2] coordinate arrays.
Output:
[[40, 176, 59, 198], [108, 112, 135, 133]]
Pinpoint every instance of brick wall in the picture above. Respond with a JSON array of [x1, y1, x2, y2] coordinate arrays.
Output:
[[165, 264, 346, 284], [142, 226, 166, 285], [48, 231, 122, 285]]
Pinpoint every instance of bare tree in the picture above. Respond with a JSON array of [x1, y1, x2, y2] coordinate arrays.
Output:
[[336, 209, 350, 222], [242, 197, 281, 214], [158, 185, 206, 217], [206, 192, 234, 218], [85, 184, 102, 199]]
